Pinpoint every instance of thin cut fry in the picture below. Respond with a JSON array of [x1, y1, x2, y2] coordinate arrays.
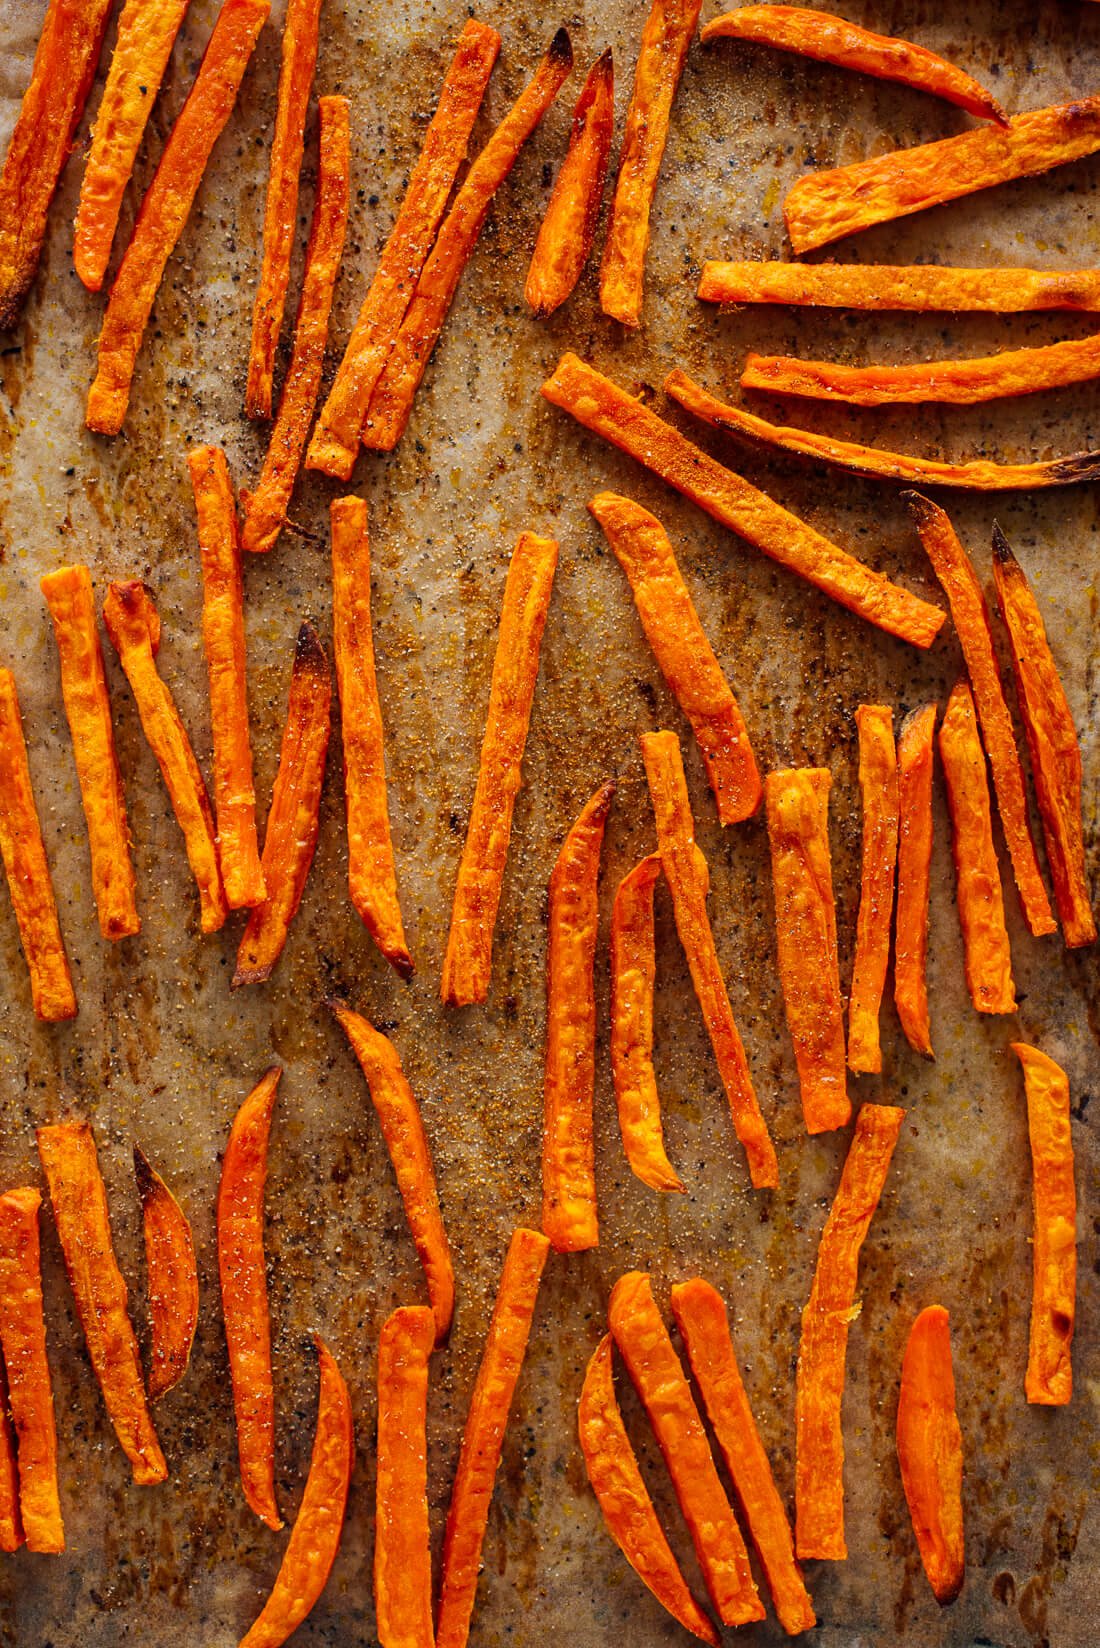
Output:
[[542, 354, 946, 647], [374, 1305, 435, 1648], [234, 623, 332, 986], [1012, 1043, 1076, 1406], [590, 491, 761, 823], [86, 0, 270, 435], [765, 768, 850, 1134], [0, 1188, 63, 1552], [847, 706, 898, 1075], [0, 1364, 21, 1553], [526, 49, 614, 317], [133, 1147, 199, 1402], [36, 1120, 167, 1485], [436, 1226, 549, 1648], [896, 1305, 965, 1606], [698, 260, 1100, 312], [894, 705, 936, 1058], [542, 781, 615, 1253], [441, 533, 559, 1006], [796, 1102, 904, 1560], [363, 29, 574, 451]]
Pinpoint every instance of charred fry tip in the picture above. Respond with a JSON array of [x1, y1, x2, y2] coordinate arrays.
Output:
[[991, 521, 1016, 565], [900, 490, 937, 526], [595, 45, 614, 71], [294, 621, 329, 674], [392, 953, 416, 981], [132, 1144, 155, 1200], [323, 994, 350, 1019], [549, 26, 574, 69], [1048, 450, 1100, 484]]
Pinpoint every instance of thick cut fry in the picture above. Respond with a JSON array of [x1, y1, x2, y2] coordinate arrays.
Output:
[[36, 1121, 167, 1485], [441, 533, 559, 1006], [234, 623, 332, 986], [765, 768, 850, 1134], [525, 49, 614, 317], [896, 1305, 964, 1605], [578, 1335, 719, 1646], [848, 706, 898, 1075], [894, 706, 936, 1058], [906, 494, 1055, 938], [133, 1147, 199, 1402], [698, 260, 1100, 312], [241, 97, 351, 553], [796, 1102, 904, 1560], [86, 0, 270, 434], [543, 354, 946, 647], [993, 529, 1095, 948], [542, 782, 615, 1253], [329, 1003, 454, 1342], [306, 19, 501, 480], [73, 0, 194, 291], [600, 0, 702, 326], [642, 731, 778, 1188], [363, 30, 574, 451], [0, 1364, 22, 1553], [1013, 1043, 1076, 1406], [329, 496, 411, 976], [0, 671, 77, 1021], [0, 1188, 63, 1552], [436, 1227, 549, 1648], [103, 580, 228, 934], [217, 1067, 284, 1531], [590, 492, 760, 823], [375, 1306, 435, 1648], [240, 1337, 353, 1648]]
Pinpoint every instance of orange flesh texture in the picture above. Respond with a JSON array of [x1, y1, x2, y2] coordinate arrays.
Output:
[[134, 1146, 199, 1402], [896, 1305, 965, 1604], [894, 705, 936, 1057], [847, 705, 898, 1075], [374, 1306, 436, 1648], [0, 1187, 64, 1551], [525, 49, 615, 317], [1013, 1043, 1076, 1405], [697, 260, 1100, 311]]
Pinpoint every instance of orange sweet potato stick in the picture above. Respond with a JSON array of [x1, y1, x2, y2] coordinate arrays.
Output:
[[894, 705, 936, 1058], [306, 18, 501, 480], [329, 496, 411, 976], [436, 1226, 549, 1648], [542, 354, 946, 647], [244, 0, 324, 420], [542, 781, 615, 1253], [671, 1278, 815, 1636], [133, 1147, 199, 1402], [36, 1120, 168, 1485], [896, 1305, 965, 1605], [697, 260, 1100, 312], [103, 580, 228, 934], [0, 1188, 63, 1552], [0, 669, 77, 1022], [374, 1305, 435, 1648], [0, 1363, 22, 1553], [363, 29, 574, 452], [234, 623, 332, 987], [641, 730, 778, 1188], [525, 48, 614, 318], [796, 1101, 904, 1560], [240, 96, 351, 553], [73, 0, 195, 291], [441, 532, 559, 1006], [86, 0, 270, 435], [599, 0, 702, 327], [240, 1336, 353, 1648], [765, 767, 850, 1134], [993, 528, 1096, 948], [906, 494, 1055, 938], [1012, 1043, 1076, 1405], [590, 491, 761, 823], [188, 446, 265, 909], [847, 705, 898, 1076], [578, 1334, 719, 1646], [328, 1002, 454, 1342], [218, 1066, 284, 1530]]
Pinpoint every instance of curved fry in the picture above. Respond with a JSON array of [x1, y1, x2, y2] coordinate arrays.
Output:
[[134, 1147, 199, 1402], [526, 49, 614, 317], [896, 1306, 965, 1605]]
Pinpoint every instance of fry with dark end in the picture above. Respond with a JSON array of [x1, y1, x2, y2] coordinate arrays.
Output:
[[1012, 1043, 1076, 1406], [897, 1306, 965, 1605], [0, 1188, 63, 1552], [526, 49, 614, 317], [697, 261, 1100, 312], [134, 1148, 199, 1403], [374, 1306, 435, 1648], [894, 705, 936, 1057], [848, 706, 898, 1075]]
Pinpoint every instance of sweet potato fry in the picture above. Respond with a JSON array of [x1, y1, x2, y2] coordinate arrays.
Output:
[[441, 532, 559, 1006], [590, 491, 760, 824], [1012, 1043, 1076, 1406], [329, 496, 411, 976], [363, 29, 574, 451], [329, 1002, 454, 1342], [765, 768, 850, 1134], [599, 0, 702, 326], [0, 670, 77, 1022], [796, 1102, 904, 1560], [86, 0, 270, 435], [0, 1188, 63, 1552], [306, 19, 501, 480], [697, 260, 1100, 312], [374, 1305, 435, 1648], [542, 354, 946, 647], [0, 1364, 22, 1553], [240, 1336, 353, 1648], [525, 48, 614, 317], [436, 1226, 549, 1648], [993, 529, 1095, 948], [103, 580, 228, 934], [240, 97, 351, 553], [73, 0, 194, 292], [36, 1120, 167, 1486], [896, 1305, 964, 1605], [234, 623, 332, 987], [133, 1147, 199, 1403], [847, 706, 898, 1076], [578, 1334, 719, 1646], [894, 705, 936, 1058], [542, 782, 615, 1253]]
